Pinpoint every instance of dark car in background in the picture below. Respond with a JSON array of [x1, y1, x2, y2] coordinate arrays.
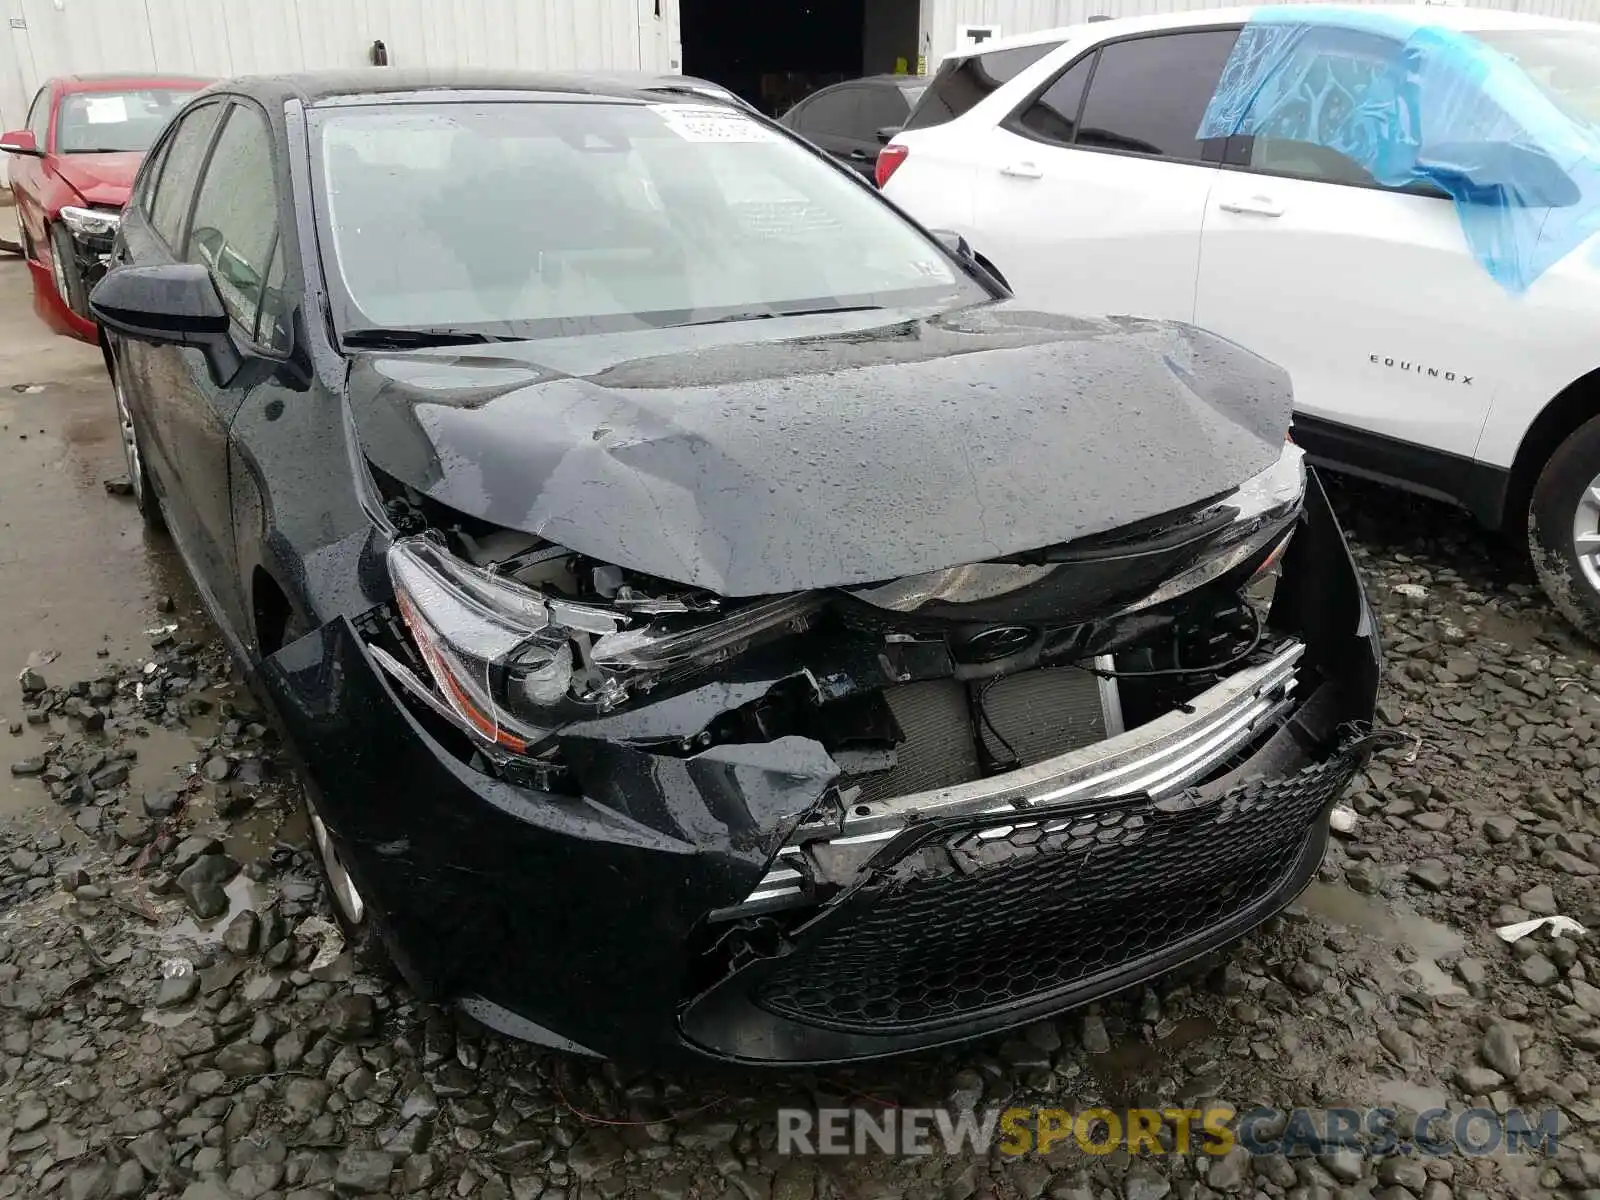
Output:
[[89, 67, 1387, 1066], [1, 72, 209, 341], [778, 74, 927, 178]]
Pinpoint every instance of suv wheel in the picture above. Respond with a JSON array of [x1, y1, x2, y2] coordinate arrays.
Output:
[[1530, 413, 1600, 639]]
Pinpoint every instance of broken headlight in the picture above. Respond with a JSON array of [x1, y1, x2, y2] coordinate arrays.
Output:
[[388, 537, 818, 754], [1121, 442, 1306, 614]]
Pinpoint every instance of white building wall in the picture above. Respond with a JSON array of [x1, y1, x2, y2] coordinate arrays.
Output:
[[1, 0, 680, 148], [920, 0, 1600, 63]]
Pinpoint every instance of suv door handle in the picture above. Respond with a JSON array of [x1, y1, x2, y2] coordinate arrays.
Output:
[[849, 149, 870, 161], [1218, 194, 1284, 217], [1000, 161, 1043, 179]]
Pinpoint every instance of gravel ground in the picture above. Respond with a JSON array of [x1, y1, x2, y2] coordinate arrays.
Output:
[[3, 288, 1600, 1198]]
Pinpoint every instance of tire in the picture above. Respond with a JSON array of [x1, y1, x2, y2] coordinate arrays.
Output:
[[1529, 412, 1600, 641], [48, 223, 90, 317], [0, 201, 21, 255], [109, 352, 164, 532]]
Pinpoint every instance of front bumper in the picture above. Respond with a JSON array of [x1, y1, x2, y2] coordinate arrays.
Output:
[[261, 471, 1384, 1067]]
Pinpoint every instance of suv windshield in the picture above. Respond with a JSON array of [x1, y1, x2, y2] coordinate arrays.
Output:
[[56, 88, 197, 153], [1477, 27, 1600, 127], [312, 99, 972, 337]]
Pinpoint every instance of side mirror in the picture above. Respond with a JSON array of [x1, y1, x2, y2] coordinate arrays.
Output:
[[90, 263, 241, 386], [0, 130, 40, 156], [1416, 141, 1580, 208], [876, 125, 901, 145]]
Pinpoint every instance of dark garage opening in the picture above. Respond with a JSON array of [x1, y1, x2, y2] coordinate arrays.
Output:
[[681, 0, 921, 116]]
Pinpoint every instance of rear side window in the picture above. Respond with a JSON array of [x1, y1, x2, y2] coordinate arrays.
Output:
[[1076, 31, 1240, 160], [796, 87, 862, 138], [902, 41, 1065, 132], [1015, 54, 1094, 144], [861, 86, 912, 135], [149, 103, 224, 249]]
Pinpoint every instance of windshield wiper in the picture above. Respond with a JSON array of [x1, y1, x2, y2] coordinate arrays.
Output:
[[342, 327, 500, 349], [681, 304, 886, 328]]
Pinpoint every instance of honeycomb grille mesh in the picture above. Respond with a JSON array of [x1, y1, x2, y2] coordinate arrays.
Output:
[[753, 752, 1358, 1034]]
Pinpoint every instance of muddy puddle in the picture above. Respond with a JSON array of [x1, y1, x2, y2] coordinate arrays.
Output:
[[1300, 882, 1468, 998]]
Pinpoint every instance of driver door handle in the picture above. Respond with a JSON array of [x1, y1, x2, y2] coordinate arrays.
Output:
[[1218, 194, 1284, 217], [1000, 160, 1043, 179]]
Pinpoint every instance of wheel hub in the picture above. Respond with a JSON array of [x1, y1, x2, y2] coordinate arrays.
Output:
[[113, 375, 144, 507], [1571, 474, 1600, 594]]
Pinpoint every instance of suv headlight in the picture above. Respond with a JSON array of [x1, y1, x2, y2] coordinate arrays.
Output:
[[59, 205, 121, 241], [388, 537, 819, 754]]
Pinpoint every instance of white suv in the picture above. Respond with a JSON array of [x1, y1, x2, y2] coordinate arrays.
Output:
[[880, 6, 1600, 634]]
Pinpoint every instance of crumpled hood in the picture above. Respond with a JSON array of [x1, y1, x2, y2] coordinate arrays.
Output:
[[51, 152, 140, 207], [348, 303, 1292, 596]]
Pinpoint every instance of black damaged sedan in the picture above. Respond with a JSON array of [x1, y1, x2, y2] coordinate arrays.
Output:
[[90, 69, 1388, 1067]]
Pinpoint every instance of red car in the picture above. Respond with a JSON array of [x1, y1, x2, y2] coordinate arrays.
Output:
[[2, 73, 208, 341]]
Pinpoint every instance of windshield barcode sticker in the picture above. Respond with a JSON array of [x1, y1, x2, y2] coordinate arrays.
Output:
[[651, 105, 777, 143]]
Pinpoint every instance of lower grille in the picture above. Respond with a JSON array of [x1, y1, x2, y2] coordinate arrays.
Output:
[[752, 745, 1364, 1034]]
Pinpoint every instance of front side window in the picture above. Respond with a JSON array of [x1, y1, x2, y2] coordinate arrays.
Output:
[[149, 103, 224, 249], [902, 42, 1066, 132], [184, 104, 281, 336], [1077, 31, 1241, 160], [56, 88, 198, 154], [312, 99, 975, 337]]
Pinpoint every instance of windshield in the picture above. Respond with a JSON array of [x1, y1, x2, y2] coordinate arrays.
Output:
[[311, 99, 972, 338], [1476, 28, 1600, 128], [56, 88, 197, 154]]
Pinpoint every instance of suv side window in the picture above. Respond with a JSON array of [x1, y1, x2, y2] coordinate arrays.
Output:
[[26, 88, 50, 144], [902, 41, 1065, 132], [1231, 30, 1404, 188], [183, 103, 281, 339], [149, 102, 224, 249], [861, 85, 911, 136], [1076, 30, 1241, 161], [1014, 54, 1095, 145]]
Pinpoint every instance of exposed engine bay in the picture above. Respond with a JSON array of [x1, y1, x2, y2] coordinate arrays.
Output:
[[359, 443, 1321, 921]]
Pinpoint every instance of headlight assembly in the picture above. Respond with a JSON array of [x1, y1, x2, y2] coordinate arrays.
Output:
[[58, 205, 121, 241], [388, 537, 819, 754]]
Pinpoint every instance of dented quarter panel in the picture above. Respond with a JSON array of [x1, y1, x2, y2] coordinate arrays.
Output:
[[346, 303, 1293, 596]]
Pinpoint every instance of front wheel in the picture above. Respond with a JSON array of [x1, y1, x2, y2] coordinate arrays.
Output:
[[1529, 413, 1600, 641], [110, 354, 163, 531]]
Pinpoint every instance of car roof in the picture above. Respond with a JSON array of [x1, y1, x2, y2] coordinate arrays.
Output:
[[52, 73, 212, 91], [199, 67, 752, 110], [940, 3, 1589, 60]]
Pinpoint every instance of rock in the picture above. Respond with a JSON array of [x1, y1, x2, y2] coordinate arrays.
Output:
[[223, 910, 260, 956], [203, 755, 232, 782], [228, 1161, 286, 1198], [110, 1160, 144, 1199], [1206, 1146, 1251, 1192], [10, 757, 45, 776], [403, 1154, 442, 1192], [1346, 862, 1384, 894], [156, 971, 199, 1009], [1521, 884, 1558, 915], [333, 1149, 394, 1194], [1481, 1022, 1522, 1078], [176, 853, 239, 920], [1319, 1148, 1366, 1183], [1455, 1065, 1504, 1095], [19, 669, 47, 694], [1289, 961, 1327, 993], [216, 1042, 273, 1078], [1520, 954, 1560, 987], [1121, 1163, 1171, 1200], [63, 1163, 113, 1200], [326, 993, 376, 1040], [1081, 1014, 1111, 1054], [1407, 860, 1451, 891]]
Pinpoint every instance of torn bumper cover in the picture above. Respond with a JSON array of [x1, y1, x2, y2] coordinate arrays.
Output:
[[260, 472, 1385, 1067]]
